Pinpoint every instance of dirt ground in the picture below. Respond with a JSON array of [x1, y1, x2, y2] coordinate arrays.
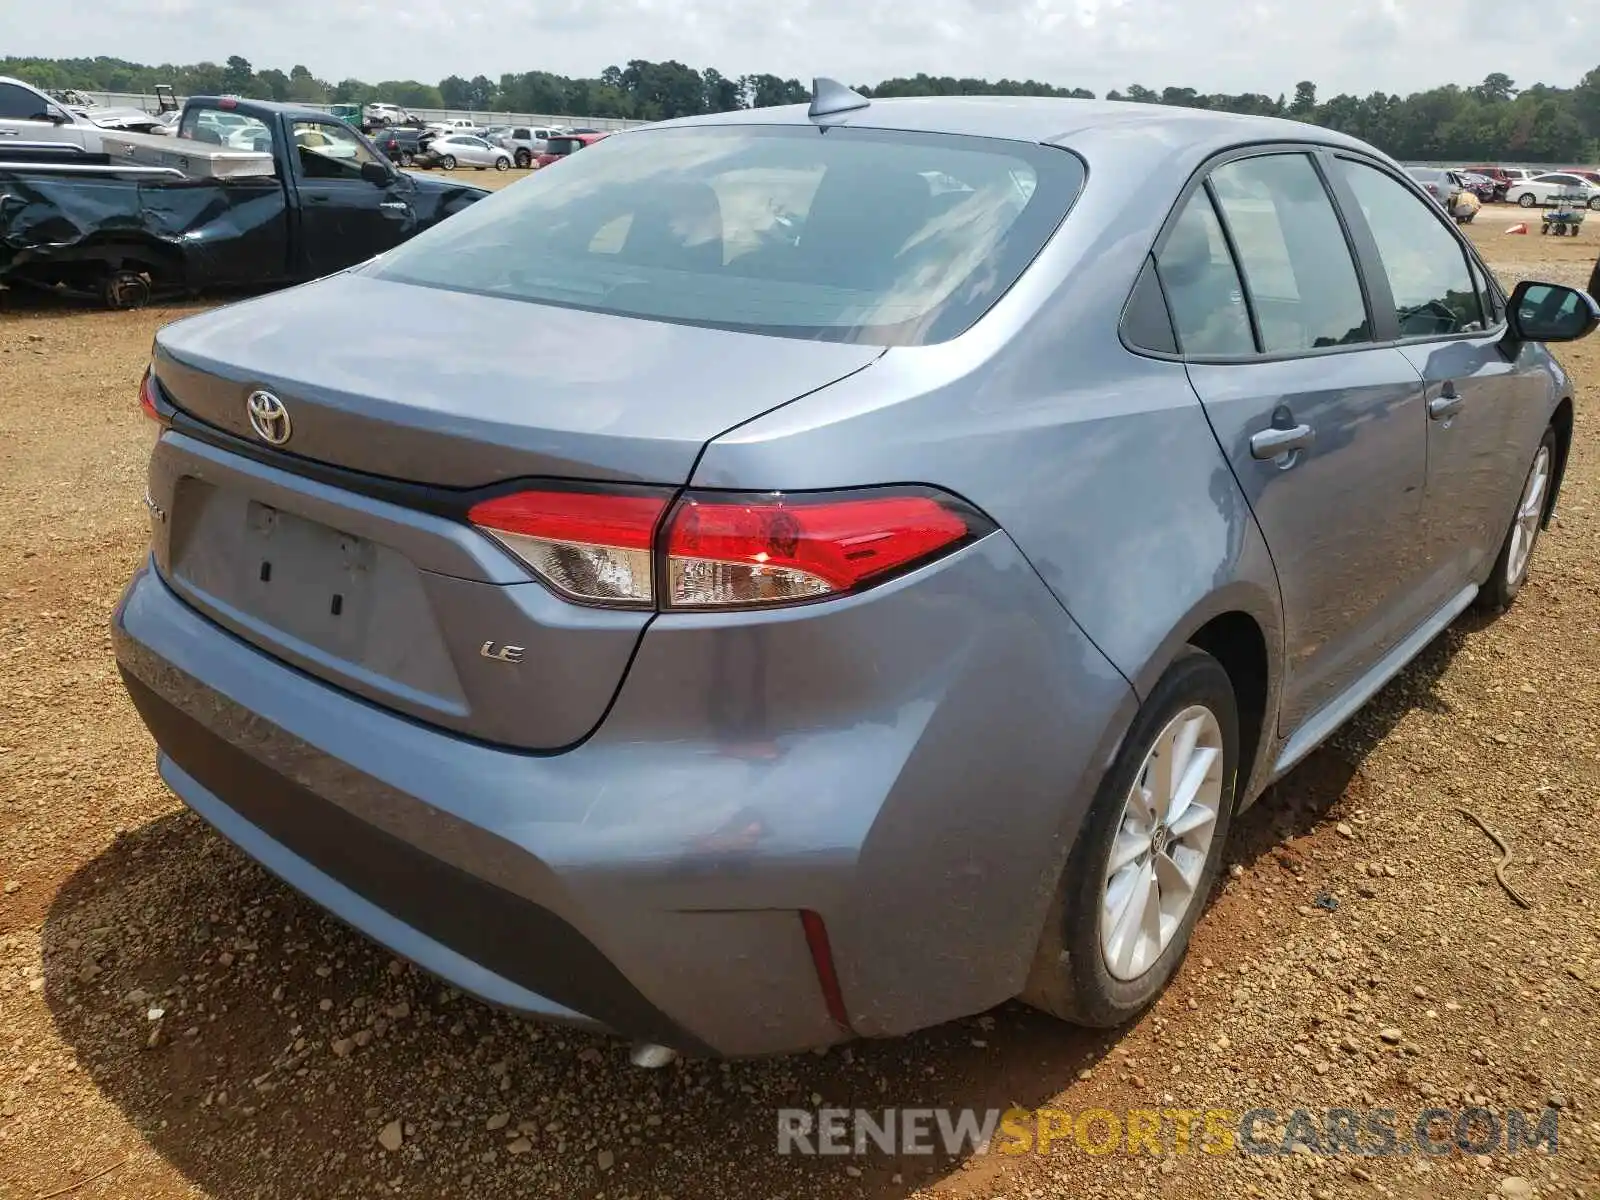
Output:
[[2, 206, 1599, 1200]]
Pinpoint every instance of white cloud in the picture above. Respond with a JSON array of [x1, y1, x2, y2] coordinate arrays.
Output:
[[6, 0, 1597, 97]]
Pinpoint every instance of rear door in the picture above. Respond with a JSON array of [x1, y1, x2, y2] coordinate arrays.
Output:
[[288, 117, 418, 277], [1165, 150, 1432, 733], [1329, 156, 1551, 596]]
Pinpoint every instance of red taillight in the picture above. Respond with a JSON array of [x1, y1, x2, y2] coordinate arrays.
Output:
[[468, 486, 982, 610], [664, 492, 971, 608], [139, 368, 162, 422], [467, 489, 667, 607]]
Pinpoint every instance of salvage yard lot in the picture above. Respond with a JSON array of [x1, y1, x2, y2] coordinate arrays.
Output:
[[2, 209, 1599, 1200]]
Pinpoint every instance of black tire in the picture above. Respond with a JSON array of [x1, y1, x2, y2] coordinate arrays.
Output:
[[1588, 196, 1600, 211], [1518, 192, 1536, 208], [1020, 647, 1239, 1027], [400, 152, 413, 167], [440, 154, 456, 170], [102, 268, 151, 310], [1477, 427, 1558, 613], [494, 157, 509, 171], [515, 149, 531, 168]]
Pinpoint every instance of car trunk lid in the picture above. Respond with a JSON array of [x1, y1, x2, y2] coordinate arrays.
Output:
[[153, 272, 880, 486], [147, 273, 881, 749]]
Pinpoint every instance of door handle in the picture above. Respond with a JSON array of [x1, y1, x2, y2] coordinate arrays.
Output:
[[306, 193, 332, 204], [1428, 382, 1464, 421], [1250, 423, 1315, 460]]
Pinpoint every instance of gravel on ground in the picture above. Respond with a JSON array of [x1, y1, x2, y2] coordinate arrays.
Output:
[[1, 208, 1597, 1200]]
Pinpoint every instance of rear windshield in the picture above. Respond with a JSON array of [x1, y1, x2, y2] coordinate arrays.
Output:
[[545, 137, 583, 155], [369, 124, 1083, 346]]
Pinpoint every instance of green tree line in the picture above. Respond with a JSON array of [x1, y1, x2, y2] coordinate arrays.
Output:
[[7, 54, 1600, 161]]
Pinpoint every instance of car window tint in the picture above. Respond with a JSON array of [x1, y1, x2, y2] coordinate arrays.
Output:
[[1121, 256, 1178, 354], [292, 119, 379, 180], [1155, 189, 1256, 356], [1335, 160, 1484, 338], [373, 125, 1082, 346], [1210, 155, 1371, 352], [180, 107, 274, 154], [0, 83, 51, 120]]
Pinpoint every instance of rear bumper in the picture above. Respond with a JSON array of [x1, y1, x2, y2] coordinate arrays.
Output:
[[114, 537, 1133, 1056]]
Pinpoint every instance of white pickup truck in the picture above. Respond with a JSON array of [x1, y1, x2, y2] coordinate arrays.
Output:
[[0, 76, 175, 149], [0, 76, 103, 149], [426, 118, 482, 139]]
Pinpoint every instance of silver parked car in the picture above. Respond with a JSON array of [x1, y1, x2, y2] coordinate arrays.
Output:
[[116, 84, 1595, 1059], [429, 133, 511, 171]]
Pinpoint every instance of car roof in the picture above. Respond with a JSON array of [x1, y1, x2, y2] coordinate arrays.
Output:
[[188, 95, 346, 124], [645, 95, 1378, 159]]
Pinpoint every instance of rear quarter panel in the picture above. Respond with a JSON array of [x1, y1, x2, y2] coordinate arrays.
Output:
[[692, 158, 1285, 797]]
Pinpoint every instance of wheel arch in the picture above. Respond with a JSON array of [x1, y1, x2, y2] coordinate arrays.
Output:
[[1127, 581, 1284, 811], [1546, 395, 1574, 529]]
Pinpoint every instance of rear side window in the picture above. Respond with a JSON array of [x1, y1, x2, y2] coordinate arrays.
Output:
[[372, 125, 1084, 346], [1208, 154, 1370, 352], [1335, 159, 1484, 337], [1155, 189, 1255, 357]]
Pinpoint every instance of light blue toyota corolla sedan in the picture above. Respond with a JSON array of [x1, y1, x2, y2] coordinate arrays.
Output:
[[114, 82, 1596, 1059]]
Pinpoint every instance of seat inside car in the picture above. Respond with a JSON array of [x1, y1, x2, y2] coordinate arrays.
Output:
[[793, 167, 935, 289], [604, 181, 724, 272]]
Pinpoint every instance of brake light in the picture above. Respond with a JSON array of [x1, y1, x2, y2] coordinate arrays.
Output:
[[665, 492, 972, 608], [468, 486, 984, 610], [467, 489, 667, 607], [138, 368, 162, 422]]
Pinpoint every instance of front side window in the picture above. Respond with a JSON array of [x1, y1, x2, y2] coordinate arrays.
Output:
[[1155, 189, 1255, 357], [1209, 154, 1371, 352], [1335, 159, 1483, 338], [292, 119, 379, 180], [0, 83, 54, 121], [371, 125, 1083, 346]]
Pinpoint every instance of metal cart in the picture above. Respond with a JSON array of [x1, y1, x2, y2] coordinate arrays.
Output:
[[1540, 194, 1587, 236]]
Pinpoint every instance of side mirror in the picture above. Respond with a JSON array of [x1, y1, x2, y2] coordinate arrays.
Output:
[[47, 109, 72, 125], [360, 160, 392, 186], [1506, 281, 1600, 343]]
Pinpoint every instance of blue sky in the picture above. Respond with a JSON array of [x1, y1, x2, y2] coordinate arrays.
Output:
[[9, 0, 1597, 97]]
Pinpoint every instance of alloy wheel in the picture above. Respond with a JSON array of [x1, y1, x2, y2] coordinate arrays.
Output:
[[1506, 444, 1551, 587], [1100, 705, 1224, 981]]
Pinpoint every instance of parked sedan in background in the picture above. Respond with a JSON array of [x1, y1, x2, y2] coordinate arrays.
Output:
[[1453, 171, 1497, 203], [1404, 166, 1462, 211], [430, 134, 513, 171], [375, 126, 424, 165], [1506, 172, 1600, 210], [116, 90, 1594, 1061], [1460, 165, 1528, 201]]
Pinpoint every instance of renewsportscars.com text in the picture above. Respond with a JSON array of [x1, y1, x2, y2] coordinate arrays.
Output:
[[776, 1106, 1561, 1158]]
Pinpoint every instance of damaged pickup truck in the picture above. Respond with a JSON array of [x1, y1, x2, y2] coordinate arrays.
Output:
[[0, 95, 488, 308]]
